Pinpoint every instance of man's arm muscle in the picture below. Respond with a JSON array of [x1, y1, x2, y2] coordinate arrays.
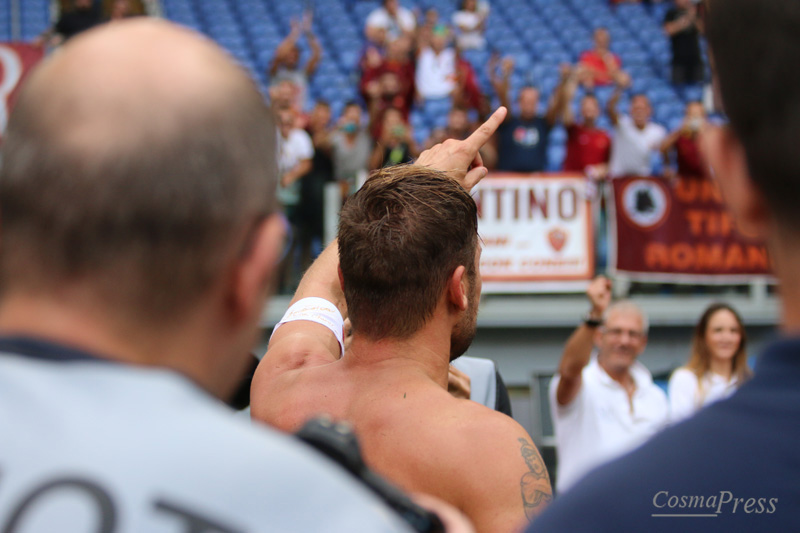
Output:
[[258, 241, 346, 381], [452, 410, 552, 532]]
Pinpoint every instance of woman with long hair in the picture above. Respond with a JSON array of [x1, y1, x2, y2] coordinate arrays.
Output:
[[669, 302, 753, 422]]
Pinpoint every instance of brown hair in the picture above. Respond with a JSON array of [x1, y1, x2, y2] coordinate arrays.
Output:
[[685, 303, 752, 385], [338, 165, 478, 339]]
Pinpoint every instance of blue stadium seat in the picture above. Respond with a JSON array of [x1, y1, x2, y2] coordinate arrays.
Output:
[[667, 115, 684, 132], [647, 85, 679, 106], [547, 144, 566, 172], [414, 127, 431, 147], [550, 126, 567, 146], [679, 85, 705, 103], [620, 50, 651, 68], [157, 0, 705, 147]]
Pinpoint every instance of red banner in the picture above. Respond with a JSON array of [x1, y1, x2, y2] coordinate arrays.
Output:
[[609, 176, 772, 282], [0, 43, 44, 141]]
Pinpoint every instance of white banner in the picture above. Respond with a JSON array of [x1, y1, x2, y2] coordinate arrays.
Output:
[[474, 173, 595, 293]]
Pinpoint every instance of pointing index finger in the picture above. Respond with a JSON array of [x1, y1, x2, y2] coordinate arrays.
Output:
[[464, 106, 507, 151]]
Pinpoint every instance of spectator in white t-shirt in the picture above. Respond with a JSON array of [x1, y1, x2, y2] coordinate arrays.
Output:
[[276, 106, 314, 292], [415, 25, 456, 101], [669, 303, 753, 423], [365, 0, 416, 44], [607, 76, 666, 177], [549, 276, 669, 493], [452, 0, 489, 51]]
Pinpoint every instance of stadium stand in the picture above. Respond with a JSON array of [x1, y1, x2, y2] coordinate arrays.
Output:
[[154, 0, 707, 169], [12, 0, 710, 167], [19, 0, 51, 41]]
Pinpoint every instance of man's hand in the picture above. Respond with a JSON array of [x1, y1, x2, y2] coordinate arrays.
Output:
[[500, 56, 514, 77], [587, 275, 612, 318], [614, 70, 632, 89], [415, 106, 507, 191], [448, 366, 472, 400]]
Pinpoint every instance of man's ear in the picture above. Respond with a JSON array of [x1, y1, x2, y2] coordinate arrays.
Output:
[[228, 214, 285, 325], [701, 125, 770, 240], [447, 265, 469, 311]]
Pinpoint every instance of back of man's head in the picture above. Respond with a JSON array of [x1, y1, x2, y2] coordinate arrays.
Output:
[[0, 20, 277, 326], [338, 166, 478, 340], [706, 0, 800, 230]]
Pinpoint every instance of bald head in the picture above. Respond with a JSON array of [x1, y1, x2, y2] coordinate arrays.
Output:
[[26, 20, 258, 158], [0, 20, 278, 324]]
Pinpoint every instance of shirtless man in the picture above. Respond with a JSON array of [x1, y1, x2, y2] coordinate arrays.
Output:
[[251, 108, 552, 532]]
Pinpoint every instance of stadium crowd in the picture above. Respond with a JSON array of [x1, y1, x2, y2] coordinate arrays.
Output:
[[23, 0, 710, 291], [259, 0, 709, 289]]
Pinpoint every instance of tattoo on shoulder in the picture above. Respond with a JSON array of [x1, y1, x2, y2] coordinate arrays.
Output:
[[518, 438, 553, 521]]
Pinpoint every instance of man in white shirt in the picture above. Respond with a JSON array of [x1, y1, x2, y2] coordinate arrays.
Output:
[[415, 26, 457, 100], [549, 276, 669, 493], [366, 0, 416, 43], [607, 78, 667, 177], [452, 0, 489, 51], [277, 106, 314, 216], [0, 19, 466, 532]]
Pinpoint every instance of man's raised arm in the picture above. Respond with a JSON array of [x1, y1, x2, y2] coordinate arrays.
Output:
[[259, 240, 346, 381], [555, 275, 611, 406]]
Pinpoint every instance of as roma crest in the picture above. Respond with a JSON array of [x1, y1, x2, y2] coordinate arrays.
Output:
[[548, 228, 568, 252]]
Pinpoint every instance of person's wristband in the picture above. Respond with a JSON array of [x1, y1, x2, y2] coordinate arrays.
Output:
[[583, 313, 602, 328]]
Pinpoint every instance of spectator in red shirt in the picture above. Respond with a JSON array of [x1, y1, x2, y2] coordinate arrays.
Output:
[[660, 101, 707, 180], [381, 36, 416, 106], [555, 66, 612, 176], [366, 71, 412, 140], [578, 28, 626, 89]]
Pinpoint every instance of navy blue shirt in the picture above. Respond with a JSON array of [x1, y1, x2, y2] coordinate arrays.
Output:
[[496, 115, 551, 172], [530, 337, 800, 532]]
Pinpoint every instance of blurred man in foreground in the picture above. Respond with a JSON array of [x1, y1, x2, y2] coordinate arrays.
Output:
[[0, 19, 467, 532]]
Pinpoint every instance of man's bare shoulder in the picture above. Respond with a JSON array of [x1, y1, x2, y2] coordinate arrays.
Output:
[[437, 397, 533, 456], [421, 397, 553, 530]]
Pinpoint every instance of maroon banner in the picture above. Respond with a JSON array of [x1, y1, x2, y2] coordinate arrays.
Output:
[[609, 176, 772, 281], [0, 43, 45, 141]]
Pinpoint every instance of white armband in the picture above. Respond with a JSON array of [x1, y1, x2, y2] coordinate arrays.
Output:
[[270, 297, 345, 358]]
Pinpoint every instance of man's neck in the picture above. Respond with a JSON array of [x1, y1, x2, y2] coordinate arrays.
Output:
[[345, 323, 452, 390], [599, 358, 636, 389]]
